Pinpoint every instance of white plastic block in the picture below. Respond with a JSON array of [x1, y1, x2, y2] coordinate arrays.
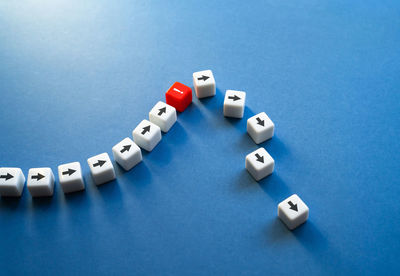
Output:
[[58, 162, 85, 194], [245, 147, 274, 181], [247, 112, 275, 144], [132, 119, 162, 151], [87, 153, 116, 185], [27, 167, 55, 197], [0, 167, 25, 197], [149, 101, 177, 132], [223, 90, 246, 118], [193, 69, 216, 98], [278, 194, 309, 230], [112, 137, 142, 171]]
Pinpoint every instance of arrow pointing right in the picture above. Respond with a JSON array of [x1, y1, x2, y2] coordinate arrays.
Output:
[[197, 75, 209, 81], [93, 160, 106, 167], [256, 117, 265, 126], [31, 173, 45, 181], [0, 173, 14, 181], [62, 168, 76, 176], [228, 95, 240, 101], [141, 125, 151, 135], [120, 144, 132, 153], [158, 107, 166, 116], [255, 153, 264, 163], [288, 201, 298, 212]]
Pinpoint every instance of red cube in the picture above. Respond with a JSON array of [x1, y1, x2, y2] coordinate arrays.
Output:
[[165, 82, 192, 112]]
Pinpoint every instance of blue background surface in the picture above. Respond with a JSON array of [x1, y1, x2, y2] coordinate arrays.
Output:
[[1, 1, 399, 275]]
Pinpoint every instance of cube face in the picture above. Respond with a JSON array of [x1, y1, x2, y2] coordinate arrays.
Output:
[[132, 119, 162, 152], [193, 69, 216, 98], [112, 137, 142, 171], [58, 162, 85, 194], [223, 90, 246, 118], [0, 167, 25, 197], [149, 101, 177, 132], [27, 168, 55, 197], [278, 194, 309, 230], [245, 147, 274, 181], [165, 82, 192, 112], [87, 153, 116, 186], [247, 112, 275, 144]]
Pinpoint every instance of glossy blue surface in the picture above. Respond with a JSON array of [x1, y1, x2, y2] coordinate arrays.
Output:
[[1, 1, 399, 275]]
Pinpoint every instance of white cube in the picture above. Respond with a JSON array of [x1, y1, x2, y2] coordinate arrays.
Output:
[[0, 167, 25, 197], [149, 101, 177, 132], [27, 167, 55, 197], [245, 147, 274, 181], [223, 90, 246, 118], [112, 137, 142, 171], [132, 119, 162, 152], [87, 153, 116, 185], [58, 162, 85, 194], [278, 194, 309, 230], [193, 69, 216, 98], [247, 112, 275, 144]]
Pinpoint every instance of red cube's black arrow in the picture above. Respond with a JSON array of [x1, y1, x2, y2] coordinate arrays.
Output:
[[228, 95, 240, 101], [197, 75, 209, 81], [0, 173, 13, 181], [158, 107, 166, 116], [31, 173, 45, 181], [120, 145, 131, 153], [288, 201, 298, 212], [142, 125, 150, 135], [93, 160, 106, 167], [62, 168, 76, 176], [256, 117, 265, 126], [255, 153, 264, 163]]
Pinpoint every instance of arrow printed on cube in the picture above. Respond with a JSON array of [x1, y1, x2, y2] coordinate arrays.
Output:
[[158, 107, 166, 116], [141, 125, 151, 135], [31, 173, 45, 181], [0, 173, 13, 181], [255, 153, 264, 163], [288, 201, 298, 212], [256, 117, 265, 126], [93, 160, 106, 167], [62, 168, 76, 176], [228, 95, 240, 101], [197, 75, 209, 81], [120, 145, 131, 153]]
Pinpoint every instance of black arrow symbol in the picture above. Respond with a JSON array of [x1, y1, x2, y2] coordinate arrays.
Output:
[[197, 75, 209, 81], [93, 160, 106, 167], [120, 144, 131, 153], [256, 117, 265, 126], [288, 201, 298, 212], [141, 125, 150, 135], [31, 173, 45, 181], [158, 107, 166, 116], [255, 153, 264, 163], [62, 168, 76, 176], [228, 95, 240, 101], [0, 173, 13, 181]]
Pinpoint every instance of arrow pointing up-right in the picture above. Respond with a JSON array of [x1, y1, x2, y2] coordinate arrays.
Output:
[[158, 107, 166, 116], [141, 125, 151, 135], [120, 144, 131, 153]]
